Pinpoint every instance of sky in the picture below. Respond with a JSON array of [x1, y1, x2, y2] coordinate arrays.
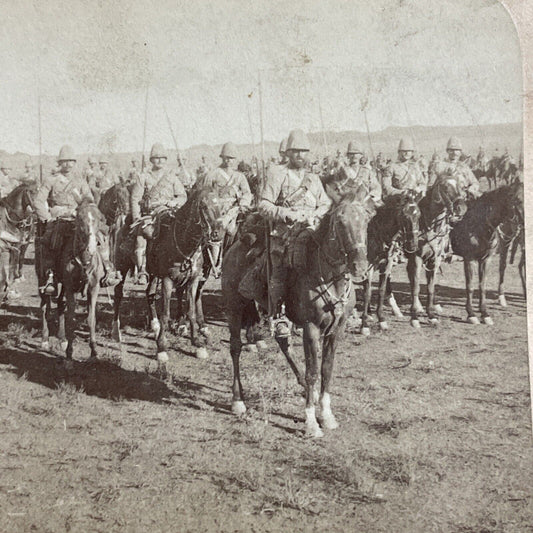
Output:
[[0, 0, 522, 156]]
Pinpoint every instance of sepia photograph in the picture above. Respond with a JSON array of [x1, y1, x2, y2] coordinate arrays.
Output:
[[0, 0, 530, 531]]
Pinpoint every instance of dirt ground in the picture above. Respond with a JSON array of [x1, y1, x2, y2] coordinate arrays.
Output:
[[0, 246, 531, 533]]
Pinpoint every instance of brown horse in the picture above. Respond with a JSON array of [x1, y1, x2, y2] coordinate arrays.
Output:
[[361, 190, 421, 334], [143, 187, 224, 363], [451, 180, 523, 324], [222, 196, 369, 438], [405, 178, 467, 327], [36, 201, 110, 361], [0, 184, 36, 301]]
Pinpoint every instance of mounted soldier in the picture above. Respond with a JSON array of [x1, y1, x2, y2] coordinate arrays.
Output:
[[130, 143, 188, 283], [176, 154, 195, 192], [126, 157, 140, 188], [84, 155, 100, 185], [20, 160, 37, 184], [202, 142, 252, 245], [251, 128, 331, 338], [279, 138, 288, 165], [429, 137, 480, 199], [382, 137, 427, 198], [34, 145, 120, 295], [0, 160, 15, 198]]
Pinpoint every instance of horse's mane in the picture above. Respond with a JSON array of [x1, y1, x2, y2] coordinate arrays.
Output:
[[461, 185, 514, 226]]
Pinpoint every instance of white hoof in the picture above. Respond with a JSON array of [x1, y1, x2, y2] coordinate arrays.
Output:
[[360, 327, 371, 336], [199, 326, 210, 336], [498, 295, 507, 307], [232, 400, 247, 416], [245, 343, 258, 353], [429, 317, 439, 326], [111, 321, 122, 343], [482, 316, 494, 326], [60, 340, 68, 352], [434, 304, 444, 315], [410, 319, 421, 329], [256, 340, 268, 351], [151, 318, 161, 338], [305, 424, 324, 439], [379, 321, 389, 331], [156, 351, 169, 364], [195, 347, 208, 360], [41, 341, 50, 351], [467, 316, 480, 325], [321, 414, 339, 430]]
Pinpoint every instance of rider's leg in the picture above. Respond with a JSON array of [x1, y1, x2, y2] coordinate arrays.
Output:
[[135, 234, 148, 282], [270, 252, 291, 338]]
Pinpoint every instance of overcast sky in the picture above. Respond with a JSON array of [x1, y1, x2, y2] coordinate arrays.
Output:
[[0, 0, 522, 155]]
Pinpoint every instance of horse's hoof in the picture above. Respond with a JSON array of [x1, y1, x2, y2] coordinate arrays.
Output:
[[467, 316, 480, 325], [195, 347, 208, 360], [150, 318, 161, 337], [434, 304, 444, 315], [379, 321, 389, 331], [199, 326, 210, 337], [410, 319, 421, 329], [498, 295, 507, 307], [321, 415, 339, 430], [256, 340, 268, 351], [482, 316, 494, 326], [389, 297, 404, 318], [305, 424, 324, 439], [41, 341, 50, 351], [245, 344, 258, 353], [60, 340, 68, 352], [360, 327, 371, 336], [156, 351, 169, 364], [232, 400, 247, 416], [177, 325, 188, 337], [429, 317, 439, 326]]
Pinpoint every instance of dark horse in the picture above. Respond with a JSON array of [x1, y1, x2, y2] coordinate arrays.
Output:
[[404, 177, 467, 327], [361, 191, 421, 334], [222, 195, 369, 438], [139, 187, 223, 362], [36, 201, 111, 361], [450, 180, 523, 325], [0, 184, 36, 301]]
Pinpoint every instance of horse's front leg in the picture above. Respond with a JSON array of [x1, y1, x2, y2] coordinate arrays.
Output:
[[386, 275, 404, 318], [464, 259, 479, 324], [498, 240, 509, 307], [64, 289, 76, 361], [228, 309, 246, 415], [377, 268, 389, 330], [425, 259, 440, 325], [302, 321, 323, 438], [478, 257, 493, 325], [87, 279, 99, 359], [407, 254, 423, 328], [40, 294, 52, 351], [57, 286, 68, 353], [187, 275, 208, 359], [196, 276, 209, 337], [320, 327, 345, 431], [112, 274, 125, 343], [360, 269, 373, 336], [155, 276, 173, 364], [146, 276, 160, 338]]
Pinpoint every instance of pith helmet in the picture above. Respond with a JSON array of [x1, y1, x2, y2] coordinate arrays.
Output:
[[150, 143, 167, 160], [286, 129, 310, 152], [58, 145, 76, 162], [447, 136, 462, 151], [220, 142, 237, 159], [99, 155, 109, 164], [347, 141, 363, 155], [279, 138, 288, 154], [398, 137, 415, 151]]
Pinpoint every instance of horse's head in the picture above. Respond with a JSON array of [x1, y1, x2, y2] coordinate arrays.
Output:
[[327, 199, 368, 280], [397, 190, 422, 253], [505, 178, 524, 224], [2, 183, 37, 222], [195, 188, 224, 244], [76, 200, 106, 263], [430, 177, 467, 221]]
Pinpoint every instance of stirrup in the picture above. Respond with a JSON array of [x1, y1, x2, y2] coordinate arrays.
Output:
[[135, 270, 149, 285], [273, 316, 292, 338], [39, 273, 56, 296], [100, 271, 122, 288]]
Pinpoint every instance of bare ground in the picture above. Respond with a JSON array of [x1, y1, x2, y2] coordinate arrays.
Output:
[[0, 248, 531, 533]]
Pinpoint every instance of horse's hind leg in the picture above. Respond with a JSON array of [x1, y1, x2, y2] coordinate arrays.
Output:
[[498, 241, 509, 307], [360, 271, 373, 336], [377, 269, 389, 330], [387, 275, 404, 318], [112, 275, 125, 342], [407, 255, 423, 328], [275, 333, 306, 389], [302, 322, 323, 438], [464, 259, 479, 324], [146, 276, 160, 337], [425, 260, 440, 325], [228, 311, 246, 415], [187, 276, 208, 359], [319, 330, 342, 431], [57, 287, 69, 353], [155, 276, 173, 364], [40, 294, 52, 351], [478, 257, 493, 325], [64, 289, 76, 362], [87, 282, 99, 359]]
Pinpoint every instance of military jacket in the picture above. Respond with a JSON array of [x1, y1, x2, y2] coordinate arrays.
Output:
[[203, 167, 252, 213], [34, 173, 94, 222], [130, 167, 187, 220], [177, 167, 196, 191], [382, 159, 427, 197], [258, 164, 331, 235], [346, 163, 382, 202], [429, 158, 480, 197]]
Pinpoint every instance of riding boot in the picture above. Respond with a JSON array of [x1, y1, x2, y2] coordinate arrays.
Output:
[[134, 248, 148, 284]]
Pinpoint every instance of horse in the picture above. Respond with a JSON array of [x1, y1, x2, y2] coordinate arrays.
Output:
[[0, 184, 36, 301], [36, 201, 111, 361], [360, 191, 421, 335], [450, 180, 523, 325], [222, 194, 369, 438], [404, 177, 468, 327], [137, 187, 224, 362]]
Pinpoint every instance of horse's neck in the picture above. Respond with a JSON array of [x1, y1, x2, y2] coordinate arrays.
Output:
[[421, 197, 445, 231], [374, 206, 400, 242], [311, 226, 348, 281], [174, 201, 203, 256]]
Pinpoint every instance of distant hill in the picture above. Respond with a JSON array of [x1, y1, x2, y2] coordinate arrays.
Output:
[[0, 122, 522, 178]]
